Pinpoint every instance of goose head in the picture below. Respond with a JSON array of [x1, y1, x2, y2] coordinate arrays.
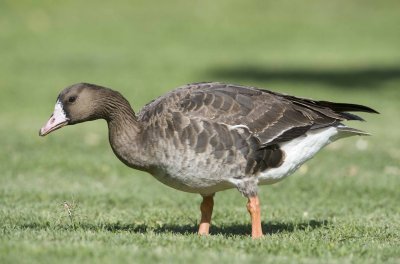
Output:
[[39, 83, 113, 136]]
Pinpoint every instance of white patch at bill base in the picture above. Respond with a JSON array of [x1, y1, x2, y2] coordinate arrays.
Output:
[[53, 100, 67, 122]]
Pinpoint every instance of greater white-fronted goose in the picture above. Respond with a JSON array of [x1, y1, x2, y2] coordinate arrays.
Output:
[[39, 82, 378, 238]]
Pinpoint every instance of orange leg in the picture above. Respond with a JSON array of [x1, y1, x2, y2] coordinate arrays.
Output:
[[198, 194, 214, 235], [247, 195, 263, 238]]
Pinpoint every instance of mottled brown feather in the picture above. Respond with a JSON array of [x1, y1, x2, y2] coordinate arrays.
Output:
[[138, 82, 376, 176]]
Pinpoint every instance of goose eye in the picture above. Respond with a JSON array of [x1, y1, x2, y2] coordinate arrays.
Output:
[[68, 96, 77, 103]]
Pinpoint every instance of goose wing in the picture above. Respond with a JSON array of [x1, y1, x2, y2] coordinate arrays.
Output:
[[139, 82, 377, 146], [175, 82, 367, 146]]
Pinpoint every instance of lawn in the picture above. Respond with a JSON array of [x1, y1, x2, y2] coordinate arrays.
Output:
[[1, 0, 400, 263]]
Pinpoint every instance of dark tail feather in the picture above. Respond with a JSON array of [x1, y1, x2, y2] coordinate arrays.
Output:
[[277, 92, 379, 121], [339, 112, 366, 121], [317, 101, 379, 121], [318, 101, 379, 114]]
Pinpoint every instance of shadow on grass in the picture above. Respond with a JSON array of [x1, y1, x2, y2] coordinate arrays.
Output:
[[207, 65, 400, 88], [214, 219, 329, 236], [19, 219, 329, 237]]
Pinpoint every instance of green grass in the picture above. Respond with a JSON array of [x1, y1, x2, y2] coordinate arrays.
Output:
[[1, 0, 400, 263]]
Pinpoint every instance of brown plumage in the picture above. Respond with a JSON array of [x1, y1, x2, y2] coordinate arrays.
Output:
[[39, 82, 378, 238]]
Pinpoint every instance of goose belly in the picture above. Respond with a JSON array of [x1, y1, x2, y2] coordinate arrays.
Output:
[[151, 168, 235, 195], [150, 149, 240, 195], [258, 127, 339, 185]]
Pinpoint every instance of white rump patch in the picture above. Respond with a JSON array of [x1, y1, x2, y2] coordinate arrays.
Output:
[[258, 127, 339, 184]]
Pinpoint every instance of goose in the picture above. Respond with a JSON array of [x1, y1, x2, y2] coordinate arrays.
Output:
[[39, 82, 378, 238]]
